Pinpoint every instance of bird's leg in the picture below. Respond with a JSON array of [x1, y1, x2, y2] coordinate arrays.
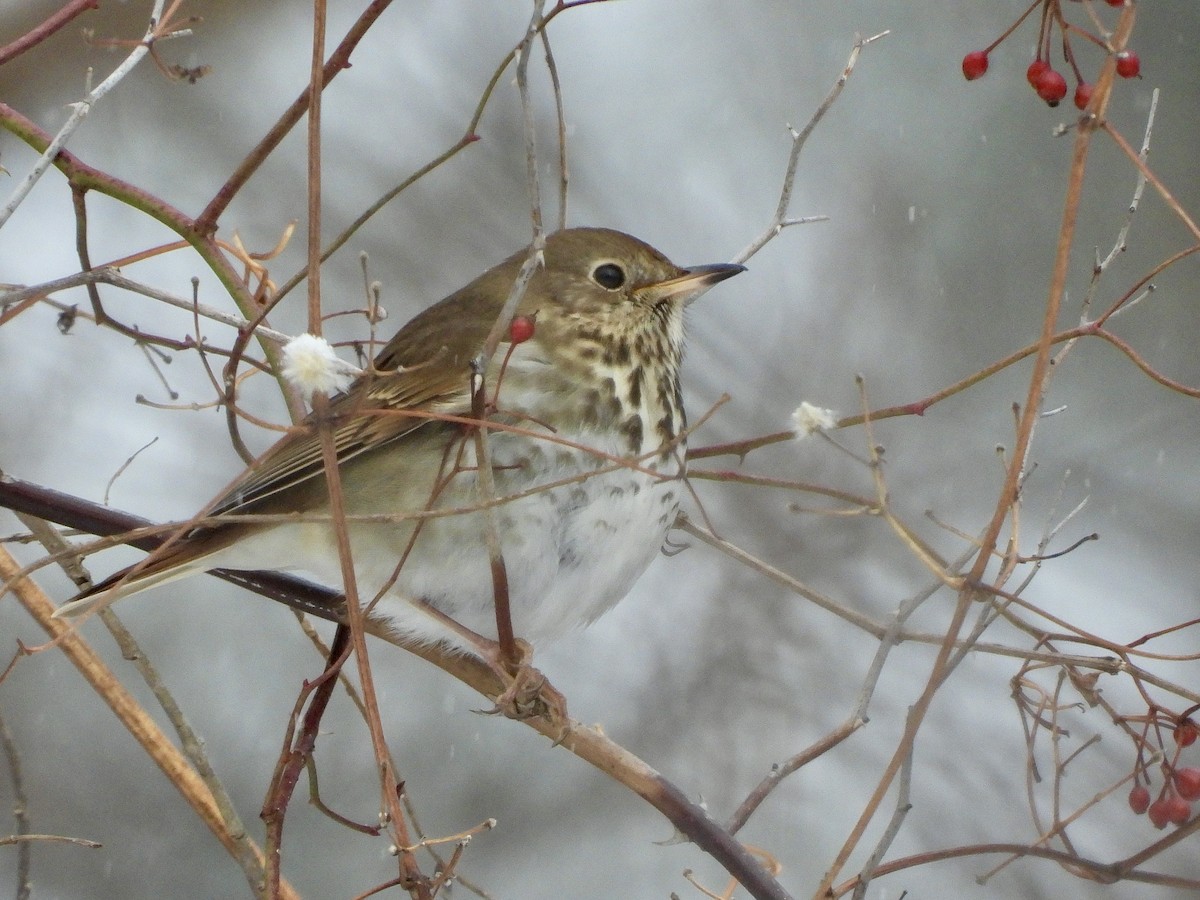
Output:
[[414, 599, 568, 728]]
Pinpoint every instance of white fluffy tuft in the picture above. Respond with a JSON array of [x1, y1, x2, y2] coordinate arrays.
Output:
[[281, 334, 360, 399], [791, 402, 838, 438]]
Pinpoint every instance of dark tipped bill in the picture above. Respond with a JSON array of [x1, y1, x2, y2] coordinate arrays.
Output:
[[641, 262, 746, 307]]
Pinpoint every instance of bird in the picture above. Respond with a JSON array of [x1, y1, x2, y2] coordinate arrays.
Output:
[[58, 227, 744, 658]]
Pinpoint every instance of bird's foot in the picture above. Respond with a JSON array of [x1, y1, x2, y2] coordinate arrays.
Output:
[[479, 638, 569, 732]]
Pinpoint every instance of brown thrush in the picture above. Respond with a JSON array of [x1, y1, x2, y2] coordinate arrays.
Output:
[[59, 228, 744, 654]]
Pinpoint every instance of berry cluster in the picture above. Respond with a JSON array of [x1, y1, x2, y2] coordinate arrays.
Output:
[[1129, 719, 1200, 830], [960, 0, 1139, 109]]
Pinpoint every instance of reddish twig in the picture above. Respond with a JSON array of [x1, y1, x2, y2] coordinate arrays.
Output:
[[0, 0, 100, 67], [193, 0, 395, 235]]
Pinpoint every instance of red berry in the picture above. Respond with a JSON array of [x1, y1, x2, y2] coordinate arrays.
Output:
[[1148, 796, 1172, 829], [1129, 784, 1151, 815], [1176, 721, 1198, 747], [962, 50, 989, 81], [1116, 51, 1141, 79], [1106, 0, 1124, 6], [1034, 68, 1068, 106], [1073, 82, 1094, 110], [1167, 795, 1192, 825], [1026, 59, 1050, 87], [1175, 767, 1200, 801], [508, 315, 536, 344]]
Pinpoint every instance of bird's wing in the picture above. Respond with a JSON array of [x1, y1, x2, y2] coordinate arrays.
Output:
[[209, 356, 475, 516], [211, 267, 517, 516], [52, 247, 531, 617]]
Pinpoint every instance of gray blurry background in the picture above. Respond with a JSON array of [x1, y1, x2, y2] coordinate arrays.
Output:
[[3, 1, 1200, 898]]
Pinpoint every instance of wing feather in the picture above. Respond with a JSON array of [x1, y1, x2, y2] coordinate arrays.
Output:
[[209, 253, 522, 516]]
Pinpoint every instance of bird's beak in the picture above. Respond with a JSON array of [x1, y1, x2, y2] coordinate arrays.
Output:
[[640, 262, 746, 307]]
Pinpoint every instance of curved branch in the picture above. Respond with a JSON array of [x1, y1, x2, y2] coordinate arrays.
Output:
[[0, 474, 793, 900], [0, 99, 301, 418]]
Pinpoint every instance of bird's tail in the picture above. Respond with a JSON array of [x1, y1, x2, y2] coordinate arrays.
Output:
[[53, 545, 224, 619]]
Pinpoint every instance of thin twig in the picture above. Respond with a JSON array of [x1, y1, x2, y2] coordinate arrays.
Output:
[[193, 0, 395, 234], [850, 737, 913, 900], [0, 0, 168, 230], [725, 718, 863, 836], [541, 26, 569, 231], [0, 710, 32, 900], [271, 0, 618, 306], [1093, 89, 1157, 276], [830, 842, 1200, 896], [733, 31, 887, 265], [13, 513, 268, 893], [0, 545, 299, 899], [0, 834, 101, 850], [305, 0, 326, 338], [1102, 117, 1200, 246], [471, 0, 551, 663], [312, 391, 428, 896]]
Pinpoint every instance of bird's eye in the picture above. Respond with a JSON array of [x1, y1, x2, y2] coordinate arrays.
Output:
[[591, 262, 626, 290]]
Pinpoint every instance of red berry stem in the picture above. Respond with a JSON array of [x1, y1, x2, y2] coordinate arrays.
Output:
[[1169, 737, 1184, 767], [984, 0, 1045, 54], [1058, 22, 1086, 83], [1060, 18, 1110, 51], [1037, 0, 1055, 62]]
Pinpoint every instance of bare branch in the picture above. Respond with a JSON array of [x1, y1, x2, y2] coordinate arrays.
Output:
[[0, 0, 169, 230]]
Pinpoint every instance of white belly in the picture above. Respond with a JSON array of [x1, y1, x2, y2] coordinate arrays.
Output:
[[215, 429, 683, 654]]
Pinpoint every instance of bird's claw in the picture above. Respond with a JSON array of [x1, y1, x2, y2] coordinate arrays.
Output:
[[475, 639, 570, 734]]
